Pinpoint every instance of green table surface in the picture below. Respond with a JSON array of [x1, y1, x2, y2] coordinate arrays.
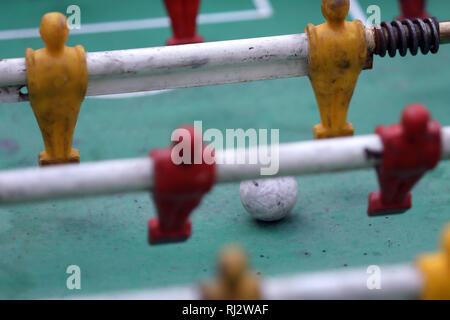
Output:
[[0, 0, 450, 299]]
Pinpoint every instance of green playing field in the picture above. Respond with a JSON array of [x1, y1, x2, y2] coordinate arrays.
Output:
[[0, 0, 449, 299]]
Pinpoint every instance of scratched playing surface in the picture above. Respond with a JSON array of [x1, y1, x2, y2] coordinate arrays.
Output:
[[0, 0, 450, 299]]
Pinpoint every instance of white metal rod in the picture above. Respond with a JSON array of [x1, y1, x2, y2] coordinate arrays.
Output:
[[65, 264, 423, 300], [1, 22, 448, 103], [0, 158, 153, 203], [0, 34, 309, 103], [0, 127, 449, 205], [215, 134, 383, 183], [262, 264, 422, 300]]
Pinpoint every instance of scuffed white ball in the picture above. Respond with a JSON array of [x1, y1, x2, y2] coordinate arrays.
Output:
[[239, 177, 298, 222]]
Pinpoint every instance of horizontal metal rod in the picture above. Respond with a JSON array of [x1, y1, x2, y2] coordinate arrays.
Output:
[[66, 264, 423, 300], [1, 127, 450, 205], [0, 21, 448, 103], [0, 34, 309, 103], [0, 158, 154, 203], [440, 21, 450, 44]]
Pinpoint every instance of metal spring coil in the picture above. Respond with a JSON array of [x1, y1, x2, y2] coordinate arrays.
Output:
[[374, 17, 440, 57]]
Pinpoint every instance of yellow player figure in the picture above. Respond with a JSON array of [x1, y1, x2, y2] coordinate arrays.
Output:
[[26, 12, 88, 166], [306, 0, 367, 139], [202, 246, 261, 300], [418, 225, 450, 300]]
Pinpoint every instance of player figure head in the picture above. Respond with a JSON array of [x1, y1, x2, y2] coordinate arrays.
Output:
[[322, 0, 349, 25], [40, 12, 69, 52], [402, 103, 430, 140], [219, 246, 247, 285]]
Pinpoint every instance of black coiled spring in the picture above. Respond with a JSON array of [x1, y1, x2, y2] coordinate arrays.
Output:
[[374, 17, 440, 57]]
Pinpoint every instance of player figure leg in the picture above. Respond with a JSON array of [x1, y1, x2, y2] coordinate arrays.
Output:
[[398, 0, 429, 20], [164, 0, 204, 45]]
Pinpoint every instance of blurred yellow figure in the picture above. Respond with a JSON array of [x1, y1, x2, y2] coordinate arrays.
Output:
[[202, 246, 261, 300], [26, 12, 88, 165], [418, 225, 450, 300], [306, 0, 367, 139]]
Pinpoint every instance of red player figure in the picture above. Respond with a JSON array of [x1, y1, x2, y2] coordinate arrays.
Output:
[[398, 0, 429, 20], [149, 125, 215, 244], [368, 104, 441, 216], [163, 0, 204, 45]]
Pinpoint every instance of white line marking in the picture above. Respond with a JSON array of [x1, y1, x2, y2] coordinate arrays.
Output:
[[349, 0, 368, 25], [88, 89, 174, 100], [198, 0, 273, 24], [0, 0, 274, 41]]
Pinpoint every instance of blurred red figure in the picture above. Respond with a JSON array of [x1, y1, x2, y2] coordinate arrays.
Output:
[[368, 104, 441, 216], [149, 126, 215, 244], [398, 0, 429, 20], [163, 0, 204, 45]]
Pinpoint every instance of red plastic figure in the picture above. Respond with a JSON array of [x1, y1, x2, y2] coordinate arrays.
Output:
[[163, 0, 204, 45], [368, 104, 441, 216], [398, 0, 429, 20], [149, 126, 215, 244]]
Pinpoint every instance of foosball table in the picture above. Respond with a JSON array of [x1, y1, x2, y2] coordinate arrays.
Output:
[[0, 0, 449, 300]]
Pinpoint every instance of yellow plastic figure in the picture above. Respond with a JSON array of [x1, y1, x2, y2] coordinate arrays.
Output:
[[306, 0, 367, 139], [26, 12, 88, 166], [418, 225, 450, 300], [202, 246, 261, 300]]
